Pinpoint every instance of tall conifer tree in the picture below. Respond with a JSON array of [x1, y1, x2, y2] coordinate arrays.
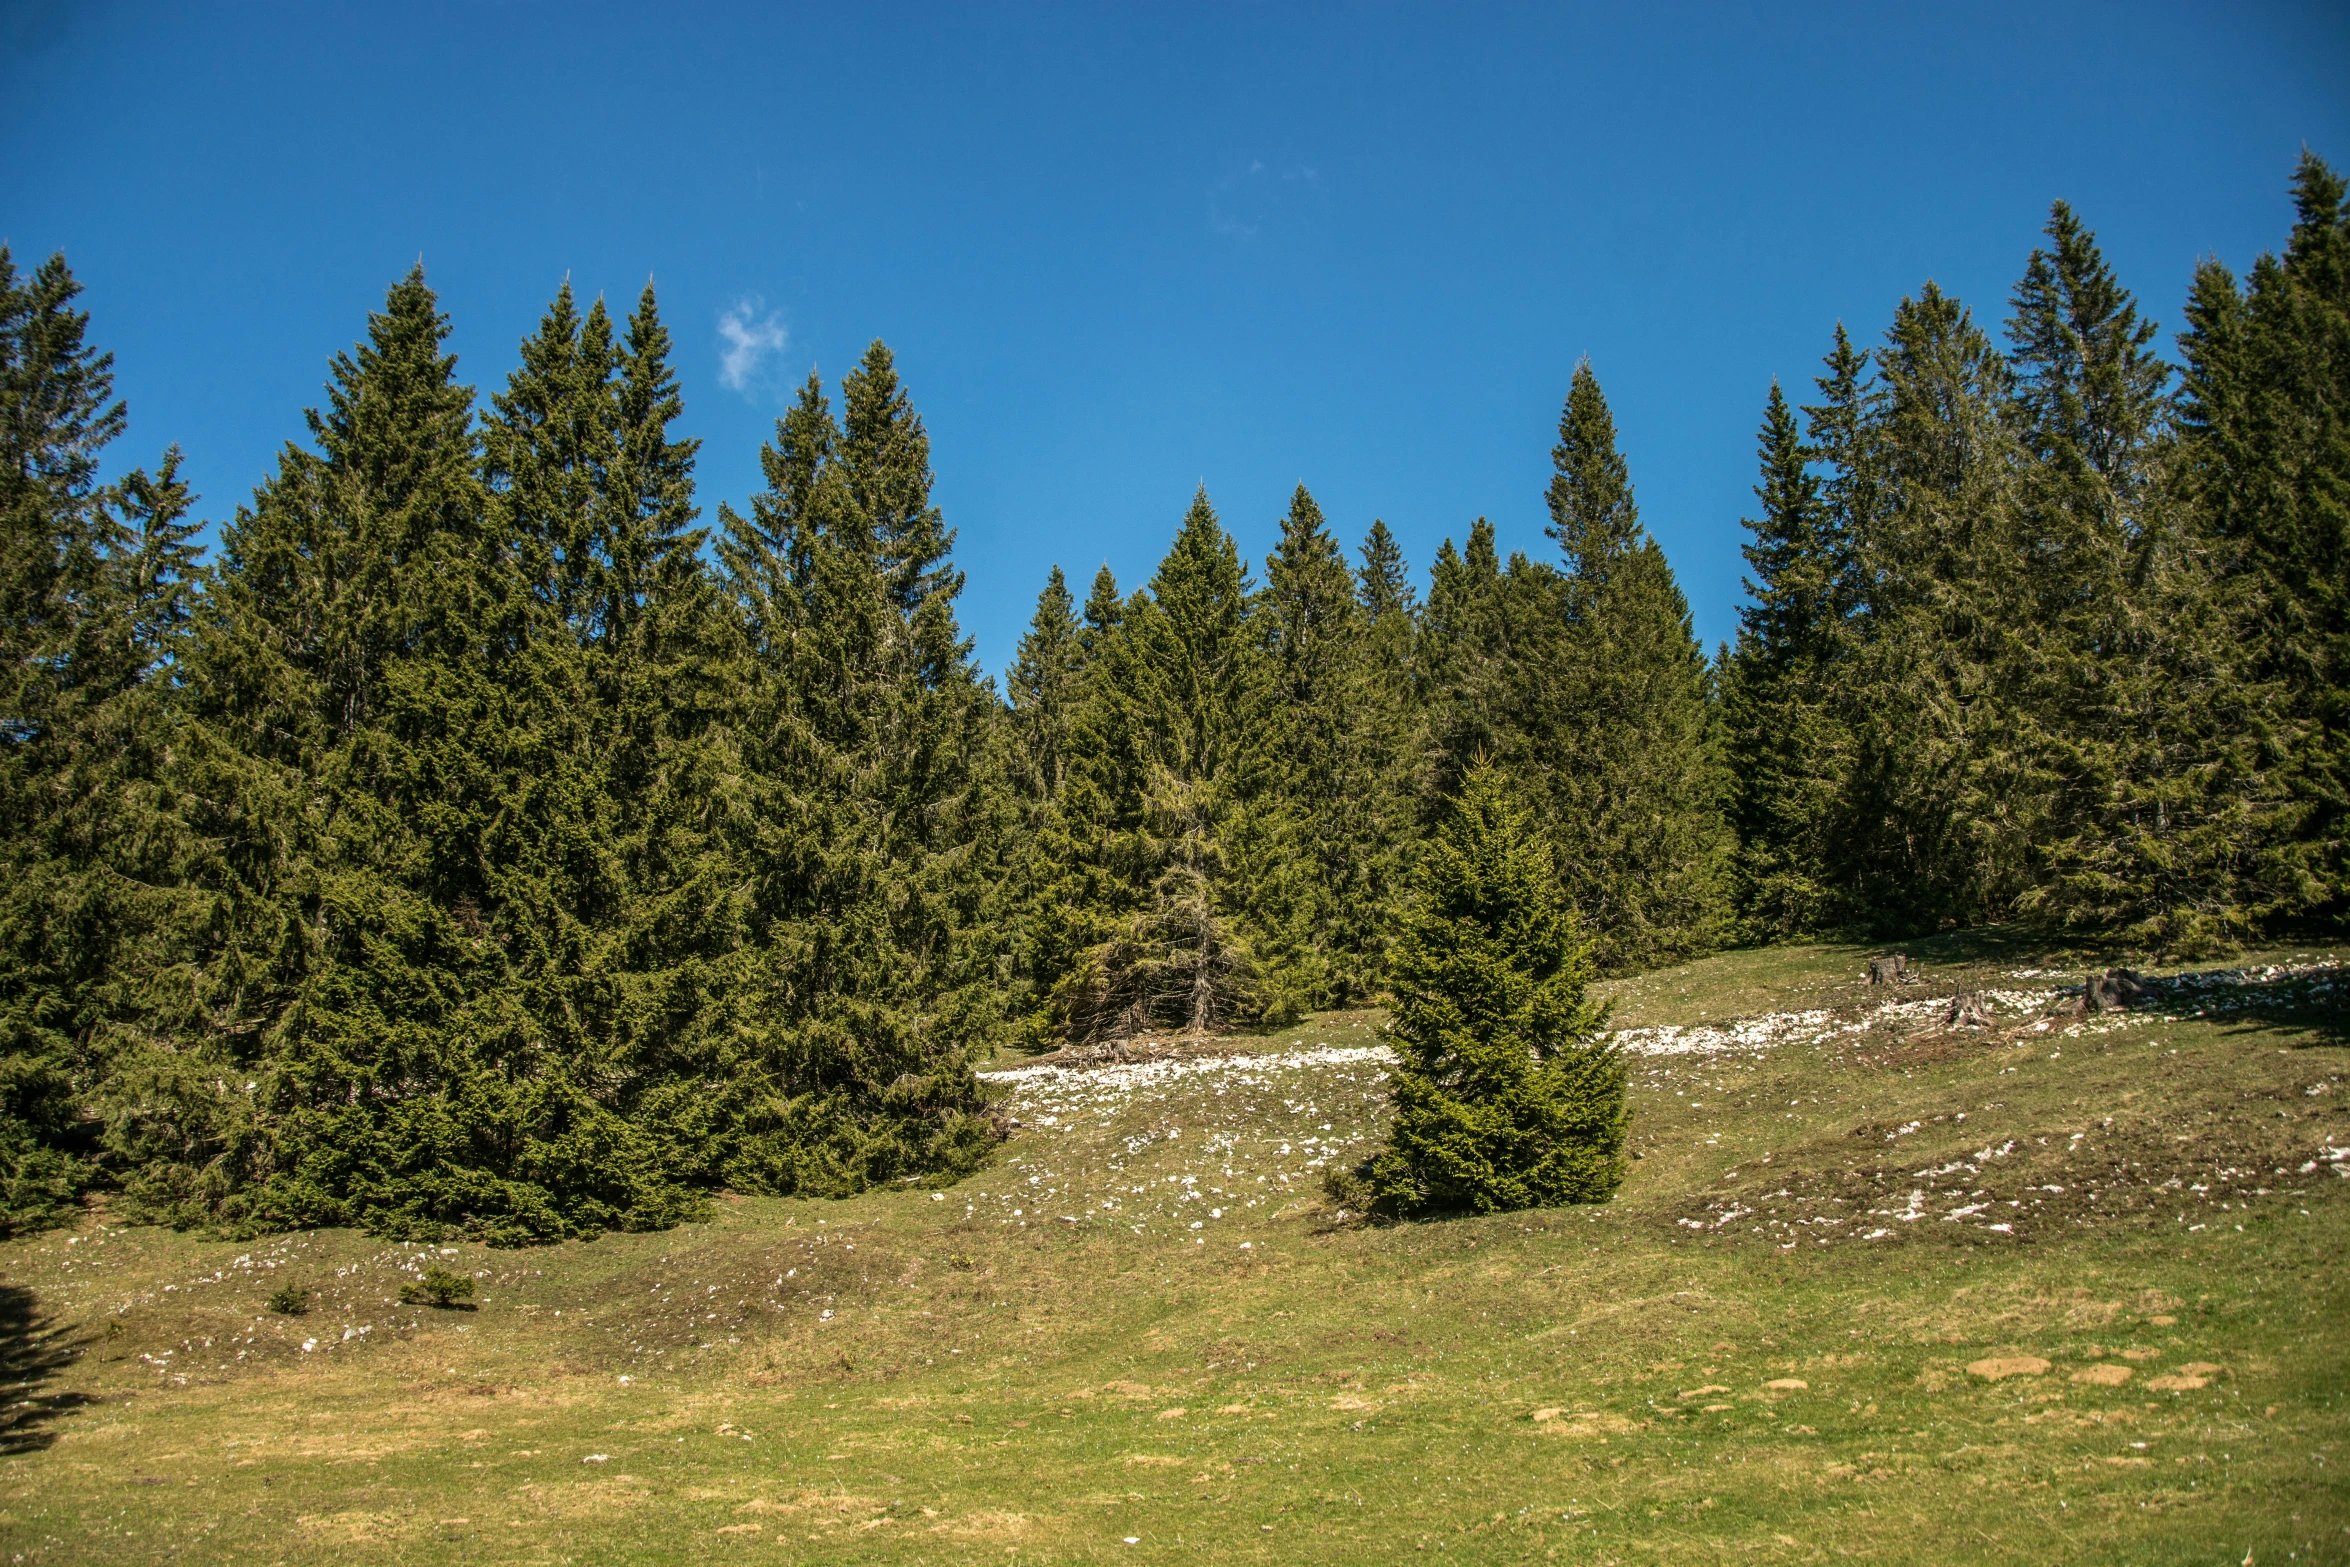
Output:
[[1418, 519, 1513, 800], [998, 567, 1090, 1041], [0, 253, 213, 1230], [1008, 565, 1082, 801], [1996, 207, 2264, 945], [2236, 155, 2350, 924], [1724, 380, 1849, 935], [1530, 364, 1731, 968], [1249, 485, 1419, 1003], [714, 349, 1001, 1194], [1057, 490, 1280, 1037], [1833, 284, 2036, 928], [171, 265, 682, 1240]]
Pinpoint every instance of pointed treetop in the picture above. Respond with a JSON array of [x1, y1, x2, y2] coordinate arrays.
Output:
[[1802, 323, 1869, 445], [1736, 379, 1832, 664], [2288, 148, 2350, 263], [841, 339, 954, 612], [1141, 487, 1252, 780], [1278, 482, 1328, 543], [1010, 563, 1079, 713], [2175, 257, 2249, 448], [763, 371, 840, 534], [1151, 486, 1245, 620], [1879, 281, 2011, 497], [1546, 361, 1641, 579], [2005, 199, 2166, 482], [1080, 561, 1124, 657], [1266, 483, 1345, 589], [1463, 515, 1500, 580], [309, 263, 476, 507], [1263, 482, 1357, 667], [1357, 518, 1413, 616], [0, 246, 127, 500], [613, 279, 701, 532], [118, 444, 207, 674]]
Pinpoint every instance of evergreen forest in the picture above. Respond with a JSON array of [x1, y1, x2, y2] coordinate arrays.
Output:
[[4, 154, 2345, 1245]]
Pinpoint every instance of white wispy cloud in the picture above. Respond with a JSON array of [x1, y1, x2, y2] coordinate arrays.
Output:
[[716, 297, 788, 394], [1208, 160, 1327, 241]]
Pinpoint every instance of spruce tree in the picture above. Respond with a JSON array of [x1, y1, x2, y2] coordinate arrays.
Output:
[[1803, 325, 1879, 579], [1418, 518, 1512, 800], [1257, 484, 1375, 1003], [1351, 518, 1404, 615], [1056, 489, 1279, 1038], [1079, 562, 1124, 660], [1724, 380, 1850, 936], [1547, 364, 1642, 576], [1007, 565, 1082, 801], [843, 341, 956, 628], [1028, 559, 1134, 1032], [1794, 326, 1878, 936], [171, 267, 696, 1241], [998, 566, 1090, 1042], [593, 283, 732, 1025], [474, 277, 735, 1230], [714, 348, 1001, 1193], [1997, 205, 2265, 947], [1531, 364, 1732, 968], [2232, 154, 2350, 926], [1356, 763, 1624, 1217], [0, 251, 215, 1230], [2007, 201, 2169, 496], [1353, 518, 1423, 979], [1837, 283, 2035, 930]]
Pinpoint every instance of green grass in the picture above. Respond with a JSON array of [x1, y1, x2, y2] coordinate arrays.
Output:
[[2, 935, 2344, 1564]]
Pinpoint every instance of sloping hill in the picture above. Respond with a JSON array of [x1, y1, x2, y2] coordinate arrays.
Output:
[[0, 936, 2342, 1563]]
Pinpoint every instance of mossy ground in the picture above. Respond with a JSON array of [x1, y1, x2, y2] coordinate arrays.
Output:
[[1, 933, 2342, 1564]]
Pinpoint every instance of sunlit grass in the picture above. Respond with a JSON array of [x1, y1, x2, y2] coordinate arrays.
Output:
[[1, 937, 2342, 1563]]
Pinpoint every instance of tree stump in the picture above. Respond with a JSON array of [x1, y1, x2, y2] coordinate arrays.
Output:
[[1868, 955, 1909, 986], [2082, 968, 2149, 1013], [1944, 993, 1994, 1028]]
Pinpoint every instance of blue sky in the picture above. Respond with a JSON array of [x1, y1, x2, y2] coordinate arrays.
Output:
[[4, 1, 2344, 676]]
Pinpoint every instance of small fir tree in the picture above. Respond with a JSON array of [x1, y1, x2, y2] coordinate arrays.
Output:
[[1357, 763, 1625, 1217]]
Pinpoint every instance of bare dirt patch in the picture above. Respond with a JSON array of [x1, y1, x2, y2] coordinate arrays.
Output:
[[930, 1509, 1035, 1541], [1966, 1357, 2051, 1380]]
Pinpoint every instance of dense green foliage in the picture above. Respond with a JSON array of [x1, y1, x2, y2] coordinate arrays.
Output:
[[1721, 156, 2348, 948], [1351, 762, 1623, 1216], [2, 263, 1001, 1242], [3, 151, 2344, 1240]]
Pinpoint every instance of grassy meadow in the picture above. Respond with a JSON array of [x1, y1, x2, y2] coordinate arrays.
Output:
[[1, 932, 2343, 1564]]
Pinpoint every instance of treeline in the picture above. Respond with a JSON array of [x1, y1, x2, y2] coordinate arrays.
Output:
[[1723, 157, 2346, 948], [3, 154, 2343, 1242], [1, 268, 1004, 1241], [1001, 154, 2348, 1038]]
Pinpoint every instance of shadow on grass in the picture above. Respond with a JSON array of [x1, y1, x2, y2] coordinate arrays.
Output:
[[0, 1282, 95, 1456], [1877, 924, 2134, 969], [2165, 964, 2350, 1048]]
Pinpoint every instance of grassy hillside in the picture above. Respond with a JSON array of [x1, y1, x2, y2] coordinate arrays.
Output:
[[1, 933, 2343, 1564]]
